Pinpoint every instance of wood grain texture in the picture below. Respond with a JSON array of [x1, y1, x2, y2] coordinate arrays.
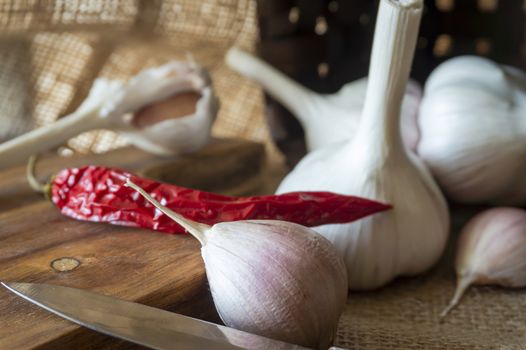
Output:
[[0, 139, 266, 349]]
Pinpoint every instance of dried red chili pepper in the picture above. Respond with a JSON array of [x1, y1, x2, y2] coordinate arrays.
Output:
[[46, 165, 391, 234]]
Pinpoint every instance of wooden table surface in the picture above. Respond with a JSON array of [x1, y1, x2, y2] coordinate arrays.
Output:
[[0, 139, 270, 349]]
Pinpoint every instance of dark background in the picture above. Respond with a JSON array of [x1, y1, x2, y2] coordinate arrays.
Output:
[[256, 0, 526, 165]]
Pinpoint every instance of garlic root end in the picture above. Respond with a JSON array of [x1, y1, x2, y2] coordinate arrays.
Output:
[[125, 179, 210, 245]]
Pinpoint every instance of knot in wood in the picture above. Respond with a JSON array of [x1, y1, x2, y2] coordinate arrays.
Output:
[[51, 257, 80, 272]]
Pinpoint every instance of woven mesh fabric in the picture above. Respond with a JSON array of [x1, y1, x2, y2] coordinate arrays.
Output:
[[336, 266, 526, 349], [0, 0, 283, 161]]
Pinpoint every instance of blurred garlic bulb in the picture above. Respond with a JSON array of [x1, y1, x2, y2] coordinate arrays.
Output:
[[226, 47, 421, 152], [126, 180, 348, 350], [442, 207, 526, 317], [277, 0, 449, 290], [0, 58, 218, 169], [418, 56, 526, 205]]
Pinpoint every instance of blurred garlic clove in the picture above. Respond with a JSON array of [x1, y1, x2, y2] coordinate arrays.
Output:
[[125, 180, 348, 350], [441, 207, 526, 318], [225, 47, 421, 152], [417, 56, 526, 205], [0, 58, 218, 169]]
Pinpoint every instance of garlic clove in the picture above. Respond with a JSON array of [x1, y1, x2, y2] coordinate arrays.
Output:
[[125, 180, 348, 350], [225, 47, 422, 152], [204, 220, 347, 349], [441, 207, 526, 318], [0, 58, 218, 169], [417, 56, 526, 205]]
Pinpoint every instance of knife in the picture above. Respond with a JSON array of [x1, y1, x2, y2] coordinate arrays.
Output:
[[2, 282, 312, 350]]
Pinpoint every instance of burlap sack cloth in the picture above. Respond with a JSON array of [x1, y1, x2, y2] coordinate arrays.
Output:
[[0, 1, 524, 349]]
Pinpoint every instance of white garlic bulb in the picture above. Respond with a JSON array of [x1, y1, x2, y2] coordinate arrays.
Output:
[[277, 0, 449, 290], [125, 180, 348, 350], [441, 207, 526, 317], [418, 56, 526, 205], [0, 58, 218, 169], [225, 47, 422, 152]]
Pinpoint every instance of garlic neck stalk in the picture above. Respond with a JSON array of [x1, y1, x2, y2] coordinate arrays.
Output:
[[125, 179, 210, 246], [226, 48, 316, 122], [226, 47, 422, 152], [0, 108, 105, 169], [355, 0, 420, 154]]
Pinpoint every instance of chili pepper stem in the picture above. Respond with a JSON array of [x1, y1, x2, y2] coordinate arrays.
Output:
[[125, 179, 210, 245], [26, 154, 52, 196]]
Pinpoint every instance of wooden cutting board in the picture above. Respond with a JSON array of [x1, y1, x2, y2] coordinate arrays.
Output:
[[0, 139, 273, 349]]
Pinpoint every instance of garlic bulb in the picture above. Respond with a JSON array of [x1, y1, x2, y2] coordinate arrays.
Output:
[[277, 0, 449, 290], [225, 47, 421, 152], [418, 56, 526, 205], [441, 207, 526, 317], [0, 58, 219, 169], [125, 180, 348, 350]]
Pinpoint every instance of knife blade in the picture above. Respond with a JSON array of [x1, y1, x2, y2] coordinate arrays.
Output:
[[2, 282, 310, 350]]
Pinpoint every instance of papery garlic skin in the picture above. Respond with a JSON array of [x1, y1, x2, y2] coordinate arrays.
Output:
[[106, 61, 218, 155], [203, 220, 348, 350], [0, 59, 218, 169], [277, 0, 449, 290], [417, 56, 526, 205], [442, 207, 526, 317], [121, 86, 216, 155], [226, 47, 422, 152], [278, 143, 449, 290]]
